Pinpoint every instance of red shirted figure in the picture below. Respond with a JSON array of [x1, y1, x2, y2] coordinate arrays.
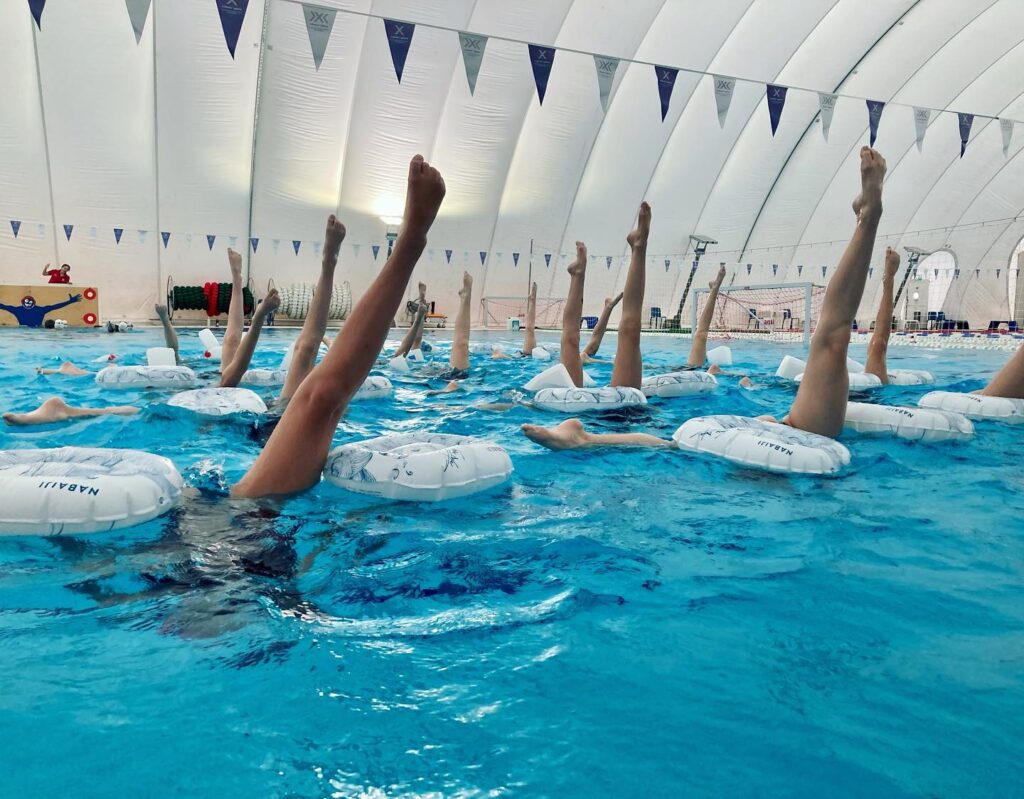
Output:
[[42, 263, 71, 284]]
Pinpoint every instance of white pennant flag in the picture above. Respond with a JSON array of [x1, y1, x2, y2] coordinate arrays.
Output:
[[125, 0, 152, 44], [459, 33, 487, 95], [818, 93, 837, 141], [713, 75, 735, 128], [1000, 118, 1014, 157], [593, 55, 619, 113], [303, 4, 336, 71], [913, 107, 930, 152]]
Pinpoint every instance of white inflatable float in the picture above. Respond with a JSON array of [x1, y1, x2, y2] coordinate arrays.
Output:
[[324, 433, 513, 501], [706, 346, 732, 367], [795, 370, 881, 390], [352, 376, 394, 401], [532, 346, 552, 361], [167, 387, 267, 416], [240, 369, 288, 387], [673, 415, 850, 475], [524, 363, 597, 392], [779, 355, 932, 387], [918, 391, 1024, 423], [534, 385, 647, 413], [641, 370, 718, 398], [0, 447, 182, 536], [885, 369, 936, 386], [844, 402, 974, 442], [96, 365, 196, 389]]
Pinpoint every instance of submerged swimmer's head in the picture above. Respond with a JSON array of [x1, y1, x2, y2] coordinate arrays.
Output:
[[20, 296, 36, 309]]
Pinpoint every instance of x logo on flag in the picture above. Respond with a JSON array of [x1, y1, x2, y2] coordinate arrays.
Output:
[[310, 11, 329, 24]]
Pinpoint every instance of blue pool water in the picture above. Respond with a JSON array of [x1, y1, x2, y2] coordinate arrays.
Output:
[[1, 325, 1022, 798]]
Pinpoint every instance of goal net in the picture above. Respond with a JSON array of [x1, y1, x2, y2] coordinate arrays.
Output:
[[480, 296, 566, 328], [691, 282, 826, 343]]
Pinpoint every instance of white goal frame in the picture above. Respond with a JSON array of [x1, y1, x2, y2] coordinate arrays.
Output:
[[691, 282, 818, 345], [480, 295, 565, 328]]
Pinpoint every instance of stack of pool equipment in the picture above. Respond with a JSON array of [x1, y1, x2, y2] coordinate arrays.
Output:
[[277, 282, 352, 321]]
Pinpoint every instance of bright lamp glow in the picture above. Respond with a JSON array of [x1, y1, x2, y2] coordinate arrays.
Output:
[[912, 290, 920, 301], [379, 216, 403, 227]]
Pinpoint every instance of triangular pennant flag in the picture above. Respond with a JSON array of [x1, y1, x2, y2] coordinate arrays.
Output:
[[479, 251, 487, 265], [28, 0, 45, 29], [713, 75, 735, 128], [913, 107, 930, 152], [352, 243, 360, 258], [207, 234, 216, 250], [958, 112, 974, 158], [746, 263, 752, 275], [90, 226, 97, 239], [37, 224, 45, 236], [869, 268, 874, 278], [933, 268, 938, 279], [459, 33, 487, 95], [866, 100, 885, 147], [161, 231, 170, 248], [138, 229, 147, 243], [544, 253, 551, 267], [818, 93, 837, 142], [797, 265, 803, 276], [1000, 118, 1014, 157], [954, 269, 960, 279], [125, 0, 152, 45], [975, 268, 980, 278], [229, 235, 238, 247], [114, 228, 123, 244], [606, 256, 612, 269], [593, 55, 619, 113], [528, 45, 555, 105], [292, 240, 301, 254], [772, 264, 778, 276], [10, 220, 21, 238], [513, 252, 520, 266], [273, 238, 280, 253], [63, 224, 73, 241], [822, 265, 827, 277], [656, 66, 679, 122], [997, 269, 1001, 279], [383, 19, 415, 83], [372, 244, 380, 260], [215, 0, 250, 59], [250, 237, 259, 253], [767, 84, 788, 136], [303, 4, 336, 71], [445, 249, 452, 263], [313, 241, 320, 255], [664, 259, 671, 272]]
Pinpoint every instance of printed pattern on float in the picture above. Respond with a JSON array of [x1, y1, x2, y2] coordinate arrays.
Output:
[[0, 447, 183, 536], [167, 387, 268, 416], [533, 386, 648, 413], [673, 415, 850, 475], [96, 365, 197, 388], [324, 433, 513, 501], [885, 369, 935, 386], [844, 401, 974, 441], [918, 391, 1024, 423], [351, 375, 394, 401], [641, 371, 717, 398], [240, 369, 288, 386]]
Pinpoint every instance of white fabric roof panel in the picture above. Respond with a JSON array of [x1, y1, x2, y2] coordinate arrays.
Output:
[[1, 0, 1022, 328]]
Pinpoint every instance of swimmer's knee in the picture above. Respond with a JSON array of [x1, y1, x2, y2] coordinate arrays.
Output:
[[618, 317, 641, 339]]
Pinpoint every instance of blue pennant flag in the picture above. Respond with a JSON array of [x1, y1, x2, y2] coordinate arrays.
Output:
[[656, 66, 679, 122], [958, 112, 974, 158], [161, 231, 170, 248], [954, 269, 960, 279], [480, 251, 487, 265], [869, 268, 873, 278], [772, 263, 778, 276], [445, 249, 453, 263], [822, 265, 827, 278], [975, 268, 980, 278], [28, 0, 45, 29], [797, 264, 803, 276], [114, 228, 123, 244], [513, 252, 520, 266], [292, 240, 301, 254], [383, 19, 415, 83], [767, 84, 788, 136], [216, 0, 249, 59], [997, 268, 1001, 279], [10, 220, 21, 238], [746, 263, 752, 275], [372, 244, 380, 260], [933, 268, 938, 279], [606, 256, 612, 269], [63, 224, 73, 241], [207, 234, 216, 250], [544, 253, 552, 267], [866, 100, 885, 147], [250, 237, 259, 253], [528, 44, 555, 105], [665, 259, 671, 272]]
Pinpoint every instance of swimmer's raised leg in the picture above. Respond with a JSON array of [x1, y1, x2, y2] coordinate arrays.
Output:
[[36, 361, 90, 376], [687, 264, 726, 367], [220, 248, 245, 373], [449, 272, 472, 372], [582, 292, 623, 362], [3, 397, 138, 426], [219, 289, 280, 388], [785, 147, 885, 437], [411, 282, 428, 351], [522, 418, 671, 450], [979, 343, 1024, 398], [561, 241, 588, 386], [394, 299, 427, 359], [155, 303, 180, 363], [523, 281, 538, 356], [610, 202, 651, 389], [232, 154, 446, 498], [864, 247, 900, 384], [278, 216, 346, 403]]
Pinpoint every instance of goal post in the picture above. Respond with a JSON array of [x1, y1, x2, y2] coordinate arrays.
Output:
[[691, 282, 825, 345], [480, 295, 565, 328]]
